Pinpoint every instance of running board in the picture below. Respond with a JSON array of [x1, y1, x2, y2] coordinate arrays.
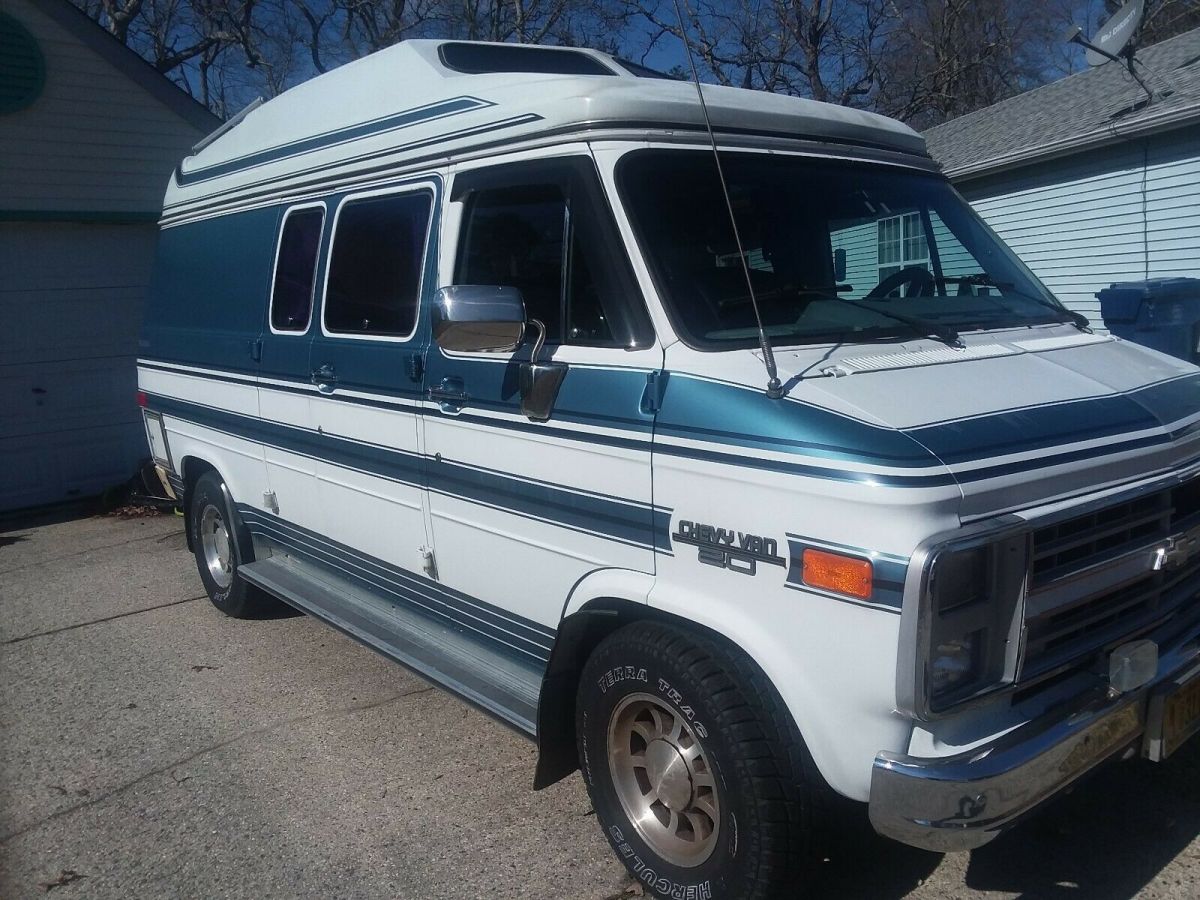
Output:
[[239, 554, 541, 735]]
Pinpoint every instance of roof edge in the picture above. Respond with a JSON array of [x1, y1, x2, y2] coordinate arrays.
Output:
[[41, 0, 221, 133], [925, 26, 1200, 145], [944, 99, 1200, 181]]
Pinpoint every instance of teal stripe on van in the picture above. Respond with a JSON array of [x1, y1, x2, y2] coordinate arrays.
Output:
[[239, 506, 555, 664], [177, 96, 493, 185], [148, 393, 668, 550]]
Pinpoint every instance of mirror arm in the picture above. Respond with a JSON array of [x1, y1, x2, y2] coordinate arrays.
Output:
[[528, 318, 547, 365]]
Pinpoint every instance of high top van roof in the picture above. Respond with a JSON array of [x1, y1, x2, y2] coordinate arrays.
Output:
[[163, 40, 927, 222]]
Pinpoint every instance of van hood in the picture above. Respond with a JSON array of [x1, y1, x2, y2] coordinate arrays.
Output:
[[769, 329, 1200, 520]]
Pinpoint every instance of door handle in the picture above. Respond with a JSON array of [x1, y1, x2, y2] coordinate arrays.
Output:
[[311, 364, 338, 394], [427, 376, 468, 411]]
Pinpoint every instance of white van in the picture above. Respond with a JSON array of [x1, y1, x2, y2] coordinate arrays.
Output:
[[139, 39, 1200, 899]]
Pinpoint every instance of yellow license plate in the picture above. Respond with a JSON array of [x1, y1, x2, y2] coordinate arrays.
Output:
[[1161, 675, 1200, 759]]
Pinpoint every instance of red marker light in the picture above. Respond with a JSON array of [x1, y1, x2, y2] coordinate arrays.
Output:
[[136, 390, 148, 408]]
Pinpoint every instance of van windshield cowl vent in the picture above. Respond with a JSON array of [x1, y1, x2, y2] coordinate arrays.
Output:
[[820, 343, 1016, 376]]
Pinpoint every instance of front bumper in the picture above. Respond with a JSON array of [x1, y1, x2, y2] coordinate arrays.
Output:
[[869, 632, 1200, 852]]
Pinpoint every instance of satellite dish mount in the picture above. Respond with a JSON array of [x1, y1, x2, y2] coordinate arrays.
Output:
[[1065, 0, 1154, 101]]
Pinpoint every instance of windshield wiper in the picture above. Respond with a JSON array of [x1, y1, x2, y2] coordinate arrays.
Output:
[[796, 288, 963, 348], [936, 275, 1092, 333], [849, 300, 963, 347]]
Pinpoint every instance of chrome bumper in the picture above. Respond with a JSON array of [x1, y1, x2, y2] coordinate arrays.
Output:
[[869, 637, 1200, 852]]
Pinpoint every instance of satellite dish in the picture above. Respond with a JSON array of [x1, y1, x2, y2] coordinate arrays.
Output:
[[1086, 0, 1145, 67]]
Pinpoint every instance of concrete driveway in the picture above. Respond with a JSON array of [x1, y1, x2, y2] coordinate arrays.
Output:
[[2, 512, 1200, 899]]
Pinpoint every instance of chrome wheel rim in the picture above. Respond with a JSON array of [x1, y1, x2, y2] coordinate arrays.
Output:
[[607, 692, 720, 868], [199, 503, 233, 590]]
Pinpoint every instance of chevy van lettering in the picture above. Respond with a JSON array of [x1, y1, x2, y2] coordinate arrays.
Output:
[[673, 519, 785, 575]]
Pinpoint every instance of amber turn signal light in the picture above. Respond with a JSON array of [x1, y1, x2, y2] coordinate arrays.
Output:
[[801, 548, 873, 600]]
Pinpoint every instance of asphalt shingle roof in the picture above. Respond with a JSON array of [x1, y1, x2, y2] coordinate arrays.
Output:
[[924, 27, 1200, 180]]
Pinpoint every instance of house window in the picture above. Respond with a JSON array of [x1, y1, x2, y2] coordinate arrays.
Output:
[[878, 212, 929, 282]]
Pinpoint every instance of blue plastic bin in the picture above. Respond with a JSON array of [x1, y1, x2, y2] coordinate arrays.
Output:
[[1098, 277, 1200, 363]]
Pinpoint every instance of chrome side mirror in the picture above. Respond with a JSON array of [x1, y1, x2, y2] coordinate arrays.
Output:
[[433, 285, 526, 353]]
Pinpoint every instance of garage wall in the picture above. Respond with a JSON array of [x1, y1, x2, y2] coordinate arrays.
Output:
[[0, 221, 158, 510], [0, 0, 216, 513]]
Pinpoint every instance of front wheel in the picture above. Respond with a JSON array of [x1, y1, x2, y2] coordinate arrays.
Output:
[[577, 621, 823, 900]]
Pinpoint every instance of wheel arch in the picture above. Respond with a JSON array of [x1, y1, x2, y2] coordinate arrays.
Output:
[[179, 455, 253, 565], [533, 597, 805, 791]]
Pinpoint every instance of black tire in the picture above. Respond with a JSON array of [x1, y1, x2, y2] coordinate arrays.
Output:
[[577, 621, 823, 900], [189, 471, 271, 618]]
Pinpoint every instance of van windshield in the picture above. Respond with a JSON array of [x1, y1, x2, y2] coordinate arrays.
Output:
[[618, 149, 1076, 349]]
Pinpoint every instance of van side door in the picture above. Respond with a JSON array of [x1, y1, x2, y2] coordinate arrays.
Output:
[[422, 154, 662, 647], [255, 202, 327, 536], [303, 180, 436, 576]]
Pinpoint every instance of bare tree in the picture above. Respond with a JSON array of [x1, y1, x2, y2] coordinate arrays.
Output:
[[71, 0, 272, 115], [72, 0, 1149, 126], [1111, 0, 1200, 47], [625, 0, 892, 102], [874, 0, 1074, 127]]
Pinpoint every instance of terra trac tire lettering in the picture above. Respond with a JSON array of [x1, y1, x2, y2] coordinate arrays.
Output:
[[576, 620, 821, 900]]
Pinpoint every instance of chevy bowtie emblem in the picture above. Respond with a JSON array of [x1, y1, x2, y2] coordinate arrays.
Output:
[[1153, 529, 1200, 570]]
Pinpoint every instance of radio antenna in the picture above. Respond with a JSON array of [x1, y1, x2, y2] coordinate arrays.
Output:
[[670, 0, 784, 400]]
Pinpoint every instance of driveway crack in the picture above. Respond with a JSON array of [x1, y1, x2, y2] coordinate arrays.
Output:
[[2, 595, 208, 645], [0, 529, 185, 577]]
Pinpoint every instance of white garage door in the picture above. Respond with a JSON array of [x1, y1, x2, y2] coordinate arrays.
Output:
[[0, 220, 156, 512]]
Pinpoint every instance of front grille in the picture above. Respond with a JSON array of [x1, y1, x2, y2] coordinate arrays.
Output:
[[1022, 476, 1200, 680], [1030, 493, 1168, 584]]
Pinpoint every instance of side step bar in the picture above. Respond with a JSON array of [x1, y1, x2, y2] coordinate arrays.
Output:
[[239, 554, 542, 736]]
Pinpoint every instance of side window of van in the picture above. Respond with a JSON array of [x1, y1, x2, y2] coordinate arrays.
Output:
[[454, 166, 650, 348], [457, 185, 578, 339], [270, 206, 324, 332], [325, 192, 432, 337]]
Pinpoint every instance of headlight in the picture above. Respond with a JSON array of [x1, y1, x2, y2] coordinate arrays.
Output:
[[930, 630, 983, 696], [933, 547, 987, 613], [923, 536, 1027, 713]]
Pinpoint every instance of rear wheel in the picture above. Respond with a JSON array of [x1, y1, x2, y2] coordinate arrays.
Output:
[[576, 621, 823, 900], [189, 471, 271, 618]]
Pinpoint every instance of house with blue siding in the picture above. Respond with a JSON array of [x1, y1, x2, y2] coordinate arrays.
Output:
[[923, 28, 1200, 329]]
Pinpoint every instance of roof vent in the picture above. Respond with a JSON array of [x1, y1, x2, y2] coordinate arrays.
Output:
[[438, 42, 616, 76]]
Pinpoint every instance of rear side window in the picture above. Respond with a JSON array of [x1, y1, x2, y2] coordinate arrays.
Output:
[[270, 206, 324, 332], [324, 192, 432, 338]]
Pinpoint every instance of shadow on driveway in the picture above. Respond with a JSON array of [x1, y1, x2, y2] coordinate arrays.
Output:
[[811, 737, 1200, 898]]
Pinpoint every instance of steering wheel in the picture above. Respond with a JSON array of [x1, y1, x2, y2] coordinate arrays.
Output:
[[865, 266, 934, 301]]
